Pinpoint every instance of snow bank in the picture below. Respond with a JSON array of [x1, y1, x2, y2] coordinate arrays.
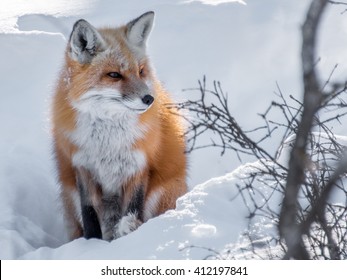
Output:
[[0, 0, 95, 33], [21, 161, 276, 259]]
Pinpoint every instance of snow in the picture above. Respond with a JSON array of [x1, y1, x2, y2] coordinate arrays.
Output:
[[21, 167, 249, 259], [0, 0, 95, 33], [20, 160, 281, 259], [186, 0, 247, 6], [0, 0, 346, 259]]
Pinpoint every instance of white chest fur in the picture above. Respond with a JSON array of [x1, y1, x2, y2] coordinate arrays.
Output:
[[71, 112, 147, 194]]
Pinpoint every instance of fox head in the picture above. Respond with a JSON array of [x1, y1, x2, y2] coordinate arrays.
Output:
[[65, 12, 156, 117]]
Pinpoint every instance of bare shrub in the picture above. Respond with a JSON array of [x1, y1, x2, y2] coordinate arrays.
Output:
[[175, 0, 347, 259]]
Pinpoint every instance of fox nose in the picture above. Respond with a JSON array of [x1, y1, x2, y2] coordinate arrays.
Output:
[[142, 95, 154, 106]]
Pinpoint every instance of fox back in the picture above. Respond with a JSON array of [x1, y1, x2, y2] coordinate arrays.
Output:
[[52, 12, 187, 241]]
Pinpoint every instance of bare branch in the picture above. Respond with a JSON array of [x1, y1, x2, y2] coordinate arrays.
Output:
[[279, 0, 329, 260]]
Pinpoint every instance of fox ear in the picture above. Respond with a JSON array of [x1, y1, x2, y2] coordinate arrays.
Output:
[[126, 11, 154, 49], [69, 19, 106, 64]]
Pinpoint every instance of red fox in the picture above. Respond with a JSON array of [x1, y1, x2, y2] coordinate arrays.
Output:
[[52, 11, 187, 241]]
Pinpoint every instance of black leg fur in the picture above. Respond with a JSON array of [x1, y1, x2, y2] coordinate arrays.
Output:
[[127, 186, 144, 222], [101, 193, 122, 240], [77, 176, 102, 239], [81, 205, 102, 239]]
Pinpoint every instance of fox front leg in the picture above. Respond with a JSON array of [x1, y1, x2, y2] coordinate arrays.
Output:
[[101, 193, 123, 241], [113, 187, 144, 239], [76, 174, 102, 239]]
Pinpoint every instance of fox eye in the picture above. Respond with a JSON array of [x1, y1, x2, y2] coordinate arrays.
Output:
[[139, 67, 145, 76], [107, 72, 123, 79]]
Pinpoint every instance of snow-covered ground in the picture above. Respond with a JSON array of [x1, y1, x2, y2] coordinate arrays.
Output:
[[1, 0, 346, 259]]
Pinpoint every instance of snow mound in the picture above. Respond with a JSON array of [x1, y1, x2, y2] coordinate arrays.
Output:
[[21, 161, 276, 260]]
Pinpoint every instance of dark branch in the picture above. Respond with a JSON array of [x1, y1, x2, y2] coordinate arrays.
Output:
[[279, 0, 329, 260]]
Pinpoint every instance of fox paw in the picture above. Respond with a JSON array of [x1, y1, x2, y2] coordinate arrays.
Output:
[[113, 213, 142, 239]]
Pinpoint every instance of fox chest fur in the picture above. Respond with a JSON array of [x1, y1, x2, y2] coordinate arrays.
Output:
[[70, 112, 148, 194]]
